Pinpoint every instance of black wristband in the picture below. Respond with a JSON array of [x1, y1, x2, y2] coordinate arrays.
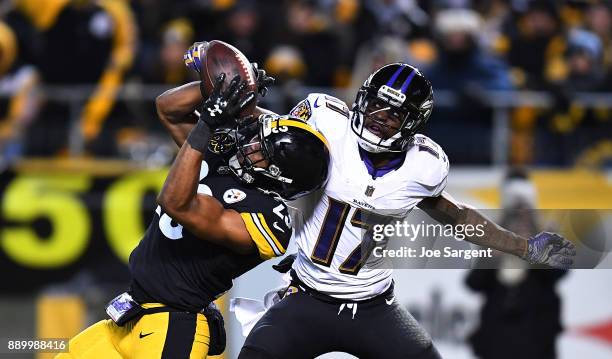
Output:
[[186, 120, 212, 153]]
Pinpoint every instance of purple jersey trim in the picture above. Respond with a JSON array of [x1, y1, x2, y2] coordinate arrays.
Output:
[[358, 147, 405, 179]]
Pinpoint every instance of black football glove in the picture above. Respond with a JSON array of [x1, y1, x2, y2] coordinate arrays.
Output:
[[272, 253, 297, 273], [200, 73, 256, 128], [188, 73, 256, 153], [251, 62, 275, 97]]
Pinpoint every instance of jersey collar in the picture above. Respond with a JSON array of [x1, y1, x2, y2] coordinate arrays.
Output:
[[358, 146, 405, 179]]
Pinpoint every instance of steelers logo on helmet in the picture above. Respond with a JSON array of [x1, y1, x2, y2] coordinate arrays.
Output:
[[351, 63, 433, 153], [228, 114, 330, 201], [208, 129, 236, 154]]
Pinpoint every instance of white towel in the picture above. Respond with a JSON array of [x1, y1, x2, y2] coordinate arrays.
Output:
[[229, 273, 291, 337]]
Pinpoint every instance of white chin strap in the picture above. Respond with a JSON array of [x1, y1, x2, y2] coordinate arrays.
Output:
[[356, 127, 403, 153], [356, 129, 388, 153]]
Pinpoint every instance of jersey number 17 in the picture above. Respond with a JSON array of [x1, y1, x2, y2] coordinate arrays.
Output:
[[310, 197, 392, 275]]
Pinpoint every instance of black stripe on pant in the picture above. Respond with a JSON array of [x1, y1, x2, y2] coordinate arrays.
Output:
[[161, 312, 197, 358]]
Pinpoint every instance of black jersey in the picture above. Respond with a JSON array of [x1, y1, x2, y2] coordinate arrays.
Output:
[[129, 149, 292, 313]]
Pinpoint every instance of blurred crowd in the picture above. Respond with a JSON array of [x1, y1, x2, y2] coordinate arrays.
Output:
[[0, 0, 611, 166]]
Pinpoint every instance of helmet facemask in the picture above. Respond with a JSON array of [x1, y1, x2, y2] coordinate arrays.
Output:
[[352, 89, 417, 153], [228, 115, 296, 197]]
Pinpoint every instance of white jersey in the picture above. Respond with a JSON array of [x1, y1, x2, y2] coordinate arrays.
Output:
[[289, 93, 450, 300]]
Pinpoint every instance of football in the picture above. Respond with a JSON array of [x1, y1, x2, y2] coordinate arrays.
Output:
[[200, 40, 258, 116]]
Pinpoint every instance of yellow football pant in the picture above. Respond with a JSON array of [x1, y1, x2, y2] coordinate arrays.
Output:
[[55, 308, 209, 359]]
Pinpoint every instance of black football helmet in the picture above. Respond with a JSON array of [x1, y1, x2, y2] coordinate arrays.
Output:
[[351, 63, 433, 153], [228, 114, 330, 200]]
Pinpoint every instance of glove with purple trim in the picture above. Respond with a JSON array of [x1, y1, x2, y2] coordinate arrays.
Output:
[[184, 41, 208, 74], [523, 232, 576, 269]]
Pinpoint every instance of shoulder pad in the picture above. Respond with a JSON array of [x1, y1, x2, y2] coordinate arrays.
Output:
[[289, 96, 314, 123], [410, 135, 449, 195], [289, 93, 351, 142], [316, 94, 350, 118], [290, 93, 350, 120]]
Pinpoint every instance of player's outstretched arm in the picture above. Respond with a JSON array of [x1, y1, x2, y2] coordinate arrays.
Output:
[[417, 192, 526, 256], [417, 192, 576, 268], [158, 74, 258, 254]]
